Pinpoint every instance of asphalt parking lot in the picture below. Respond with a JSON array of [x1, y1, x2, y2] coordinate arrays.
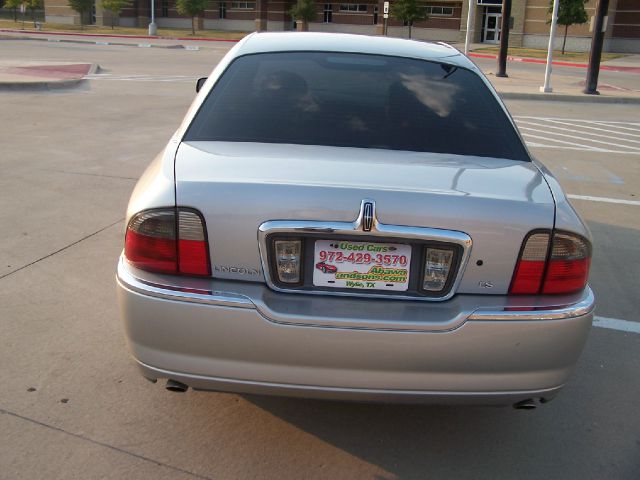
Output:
[[1, 39, 639, 479]]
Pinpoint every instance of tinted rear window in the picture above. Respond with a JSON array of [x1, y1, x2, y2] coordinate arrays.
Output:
[[185, 52, 530, 161]]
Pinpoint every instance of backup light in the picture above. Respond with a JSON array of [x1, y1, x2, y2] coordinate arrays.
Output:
[[509, 232, 550, 294], [423, 247, 454, 292], [274, 239, 302, 284], [177, 210, 210, 276]]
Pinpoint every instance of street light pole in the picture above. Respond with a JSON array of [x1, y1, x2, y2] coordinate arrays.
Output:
[[584, 0, 610, 95], [464, 0, 475, 55], [540, 0, 559, 93], [149, 0, 157, 36], [495, 0, 511, 77]]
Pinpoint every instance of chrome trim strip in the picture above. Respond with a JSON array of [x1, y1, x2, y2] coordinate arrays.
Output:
[[116, 258, 255, 309], [468, 287, 595, 321], [118, 257, 593, 322], [258, 212, 473, 302]]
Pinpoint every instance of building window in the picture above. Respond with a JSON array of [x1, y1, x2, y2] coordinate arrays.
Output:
[[323, 4, 332, 23], [231, 1, 255, 9], [161, 0, 169, 17], [339, 4, 368, 13], [219, 1, 227, 18], [373, 5, 377, 24], [424, 6, 454, 16]]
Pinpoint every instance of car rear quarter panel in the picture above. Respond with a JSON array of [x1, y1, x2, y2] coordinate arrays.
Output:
[[534, 160, 591, 239], [125, 142, 179, 228]]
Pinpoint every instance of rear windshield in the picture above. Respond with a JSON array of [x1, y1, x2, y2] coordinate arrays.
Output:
[[185, 52, 530, 161]]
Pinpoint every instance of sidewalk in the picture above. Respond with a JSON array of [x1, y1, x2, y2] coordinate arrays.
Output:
[[449, 41, 640, 103], [487, 69, 640, 103], [1, 30, 639, 102]]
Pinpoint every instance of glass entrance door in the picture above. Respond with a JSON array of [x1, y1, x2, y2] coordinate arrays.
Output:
[[484, 13, 501, 43]]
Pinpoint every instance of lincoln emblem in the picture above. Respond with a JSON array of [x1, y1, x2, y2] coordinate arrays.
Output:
[[362, 201, 374, 232]]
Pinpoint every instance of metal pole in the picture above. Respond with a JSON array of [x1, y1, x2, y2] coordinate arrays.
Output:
[[464, 0, 475, 56], [540, 0, 559, 93], [495, 0, 511, 78], [584, 0, 610, 95], [149, 0, 157, 35]]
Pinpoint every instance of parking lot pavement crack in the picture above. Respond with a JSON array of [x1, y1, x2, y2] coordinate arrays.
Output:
[[45, 169, 139, 180], [0, 407, 215, 480], [0, 218, 124, 281]]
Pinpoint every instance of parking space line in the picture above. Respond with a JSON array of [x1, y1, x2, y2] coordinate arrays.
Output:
[[594, 316, 640, 334], [589, 122, 640, 133], [519, 127, 640, 152], [521, 133, 609, 152], [83, 74, 197, 83], [524, 143, 620, 153], [566, 194, 640, 206], [516, 117, 640, 127], [517, 120, 640, 145], [524, 143, 640, 154]]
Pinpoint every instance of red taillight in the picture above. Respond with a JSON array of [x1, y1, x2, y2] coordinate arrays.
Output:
[[542, 232, 591, 294], [124, 208, 210, 276], [509, 232, 549, 294], [125, 210, 177, 274], [509, 230, 591, 295]]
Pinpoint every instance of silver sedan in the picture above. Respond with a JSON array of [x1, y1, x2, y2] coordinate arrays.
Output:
[[116, 32, 594, 408]]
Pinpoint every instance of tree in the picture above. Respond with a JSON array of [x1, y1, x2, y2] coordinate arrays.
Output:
[[101, 0, 131, 28], [25, 0, 43, 26], [3, 0, 21, 22], [548, 0, 588, 54], [390, 0, 427, 39], [176, 0, 208, 35], [289, 0, 316, 32], [68, 0, 94, 28]]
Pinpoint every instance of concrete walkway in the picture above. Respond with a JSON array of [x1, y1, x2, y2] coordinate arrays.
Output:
[[485, 68, 640, 103], [1, 30, 639, 102]]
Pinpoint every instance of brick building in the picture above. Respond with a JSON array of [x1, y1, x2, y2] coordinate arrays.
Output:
[[44, 0, 640, 52]]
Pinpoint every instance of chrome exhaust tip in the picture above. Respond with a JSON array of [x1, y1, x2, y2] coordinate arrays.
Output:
[[513, 399, 537, 410], [166, 379, 189, 393]]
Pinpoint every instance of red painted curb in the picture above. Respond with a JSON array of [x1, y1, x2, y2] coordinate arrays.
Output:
[[0, 28, 240, 43], [468, 51, 640, 73], [5, 63, 92, 80]]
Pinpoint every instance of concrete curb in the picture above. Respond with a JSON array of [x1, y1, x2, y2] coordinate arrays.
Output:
[[0, 28, 240, 43], [1, 34, 192, 49], [0, 78, 84, 90], [469, 52, 640, 74], [0, 63, 99, 90]]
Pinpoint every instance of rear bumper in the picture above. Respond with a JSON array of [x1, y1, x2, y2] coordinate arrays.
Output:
[[116, 257, 594, 404]]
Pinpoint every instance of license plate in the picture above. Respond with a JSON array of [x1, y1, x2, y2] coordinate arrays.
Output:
[[313, 240, 411, 291]]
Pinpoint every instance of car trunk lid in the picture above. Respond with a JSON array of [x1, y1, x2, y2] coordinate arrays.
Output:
[[175, 141, 555, 295]]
